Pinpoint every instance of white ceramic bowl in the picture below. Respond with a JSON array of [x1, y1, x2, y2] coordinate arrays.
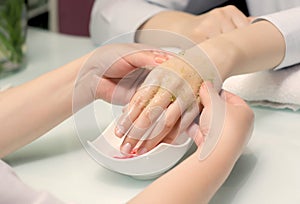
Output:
[[87, 121, 194, 180]]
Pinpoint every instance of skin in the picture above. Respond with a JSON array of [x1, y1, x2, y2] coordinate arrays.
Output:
[[137, 6, 252, 44], [129, 82, 254, 204], [116, 8, 285, 155], [116, 6, 252, 155], [0, 44, 169, 158], [0, 44, 253, 203], [0, 5, 283, 201], [115, 55, 204, 154]]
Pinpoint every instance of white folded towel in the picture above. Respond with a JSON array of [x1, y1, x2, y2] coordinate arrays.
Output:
[[223, 64, 300, 111]]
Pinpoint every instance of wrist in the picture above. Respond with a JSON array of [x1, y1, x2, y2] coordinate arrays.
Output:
[[139, 10, 195, 31], [69, 53, 98, 112], [160, 56, 203, 94], [198, 20, 285, 78], [136, 11, 196, 44], [198, 36, 241, 81]]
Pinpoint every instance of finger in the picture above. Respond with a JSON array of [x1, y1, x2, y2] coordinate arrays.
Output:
[[247, 16, 256, 22], [161, 103, 199, 144], [199, 81, 219, 107], [137, 111, 179, 155], [186, 122, 199, 138], [147, 98, 182, 139], [119, 67, 186, 154], [115, 85, 159, 137], [102, 45, 169, 78], [120, 89, 173, 154], [198, 82, 227, 160], [115, 67, 165, 131], [137, 101, 199, 154], [124, 50, 170, 69], [219, 14, 237, 33], [223, 5, 250, 28], [220, 90, 248, 106], [135, 99, 183, 154], [104, 67, 150, 104], [199, 82, 226, 133], [208, 7, 236, 34]]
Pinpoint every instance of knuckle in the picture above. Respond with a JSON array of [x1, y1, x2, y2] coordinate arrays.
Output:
[[223, 5, 238, 12], [169, 78, 183, 91], [133, 95, 148, 109], [163, 137, 174, 144], [209, 8, 224, 17], [200, 126, 210, 137], [201, 19, 216, 31], [164, 119, 176, 130], [144, 108, 152, 119], [192, 26, 204, 36]]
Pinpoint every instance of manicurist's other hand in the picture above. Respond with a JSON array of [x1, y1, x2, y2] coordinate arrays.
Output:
[[73, 44, 169, 111], [187, 81, 254, 158]]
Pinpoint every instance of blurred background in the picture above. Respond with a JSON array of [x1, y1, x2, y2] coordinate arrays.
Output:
[[26, 0, 94, 36]]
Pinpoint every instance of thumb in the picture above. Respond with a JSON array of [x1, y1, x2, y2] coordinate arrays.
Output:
[[186, 123, 204, 147], [199, 81, 220, 108], [124, 50, 170, 69]]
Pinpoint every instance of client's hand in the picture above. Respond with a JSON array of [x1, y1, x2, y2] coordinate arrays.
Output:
[[138, 5, 251, 44], [178, 5, 252, 43], [115, 54, 205, 155]]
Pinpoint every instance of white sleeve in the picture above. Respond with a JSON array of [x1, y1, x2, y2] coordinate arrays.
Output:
[[89, 0, 189, 45], [253, 7, 300, 70], [0, 160, 69, 204]]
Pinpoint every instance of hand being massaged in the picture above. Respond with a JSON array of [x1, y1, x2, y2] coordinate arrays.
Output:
[[114, 51, 217, 155]]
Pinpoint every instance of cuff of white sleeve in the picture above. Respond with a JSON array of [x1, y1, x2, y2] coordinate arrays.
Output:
[[101, 0, 169, 44], [252, 7, 300, 70]]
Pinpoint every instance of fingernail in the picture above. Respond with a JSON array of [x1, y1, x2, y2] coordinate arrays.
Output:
[[200, 82, 206, 90], [137, 147, 148, 155], [153, 51, 168, 57], [204, 81, 213, 89], [115, 126, 125, 137], [121, 143, 132, 155], [154, 56, 168, 64], [220, 90, 226, 100]]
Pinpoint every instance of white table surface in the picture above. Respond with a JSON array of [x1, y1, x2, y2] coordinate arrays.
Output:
[[2, 28, 300, 204]]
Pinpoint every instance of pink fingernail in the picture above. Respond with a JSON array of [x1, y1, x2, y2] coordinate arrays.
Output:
[[115, 126, 125, 137], [204, 81, 213, 89], [220, 90, 226, 100], [154, 56, 168, 64], [121, 143, 132, 155], [137, 147, 148, 155]]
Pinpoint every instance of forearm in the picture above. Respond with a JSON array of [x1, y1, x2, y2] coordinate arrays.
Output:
[[0, 55, 87, 157], [130, 118, 251, 204], [136, 10, 196, 45], [138, 10, 194, 32], [130, 153, 233, 204], [197, 20, 285, 80]]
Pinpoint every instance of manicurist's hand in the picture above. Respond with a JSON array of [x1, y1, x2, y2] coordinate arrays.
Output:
[[129, 82, 254, 204], [95, 45, 169, 104], [187, 81, 254, 157], [0, 43, 168, 157], [73, 44, 169, 110]]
